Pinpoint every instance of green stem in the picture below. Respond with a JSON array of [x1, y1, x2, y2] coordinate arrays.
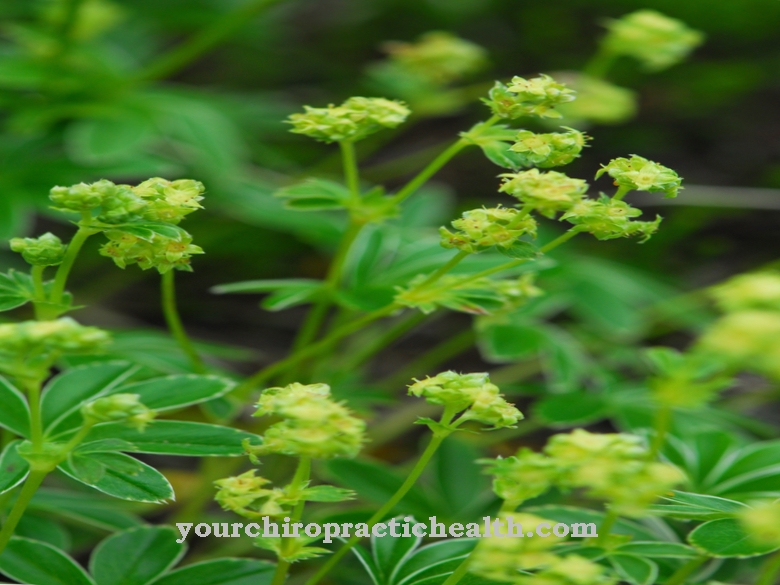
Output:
[[757, 550, 780, 585], [132, 0, 283, 83], [664, 556, 706, 585], [0, 470, 47, 556], [161, 270, 207, 374], [340, 141, 361, 205], [341, 311, 429, 371], [389, 115, 500, 206], [418, 251, 470, 289], [441, 555, 473, 585], [24, 380, 44, 450], [650, 404, 672, 460], [305, 416, 455, 585], [31, 266, 47, 320], [596, 509, 619, 545], [272, 457, 312, 585], [612, 185, 632, 202], [46, 216, 96, 314]]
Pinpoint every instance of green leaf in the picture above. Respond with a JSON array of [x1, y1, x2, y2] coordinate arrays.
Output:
[[609, 554, 658, 585], [525, 505, 658, 541], [89, 526, 186, 585], [0, 537, 95, 585], [115, 222, 188, 242], [534, 392, 606, 426], [0, 376, 31, 437], [15, 514, 71, 551], [69, 421, 262, 457], [497, 240, 540, 260], [0, 440, 29, 495], [394, 540, 477, 585], [372, 517, 422, 584], [66, 112, 155, 165], [614, 542, 698, 559], [29, 489, 143, 531], [651, 491, 749, 521], [107, 374, 234, 412], [149, 558, 275, 585], [688, 518, 780, 558], [352, 544, 381, 585], [212, 278, 323, 295], [58, 452, 174, 503], [476, 320, 546, 363], [0, 269, 33, 311], [434, 436, 490, 518], [42, 362, 138, 434], [301, 485, 356, 502], [274, 178, 350, 211]]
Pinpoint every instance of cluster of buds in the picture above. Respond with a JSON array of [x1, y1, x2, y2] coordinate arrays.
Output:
[[215, 470, 289, 518], [439, 207, 537, 254], [0, 319, 110, 379], [545, 429, 682, 517], [482, 448, 559, 505], [408, 371, 522, 429], [49, 179, 117, 212], [499, 169, 588, 218], [80, 393, 156, 431], [596, 155, 682, 198], [560, 195, 662, 242], [246, 383, 367, 460], [739, 501, 780, 548], [10, 233, 67, 266], [383, 31, 488, 84], [509, 128, 589, 168], [602, 10, 704, 72], [483, 75, 577, 120], [99, 229, 203, 274], [396, 273, 541, 315], [287, 97, 410, 143]]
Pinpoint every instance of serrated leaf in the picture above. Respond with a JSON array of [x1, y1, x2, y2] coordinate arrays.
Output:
[[89, 526, 186, 585], [0, 440, 29, 495], [0, 376, 31, 437], [688, 518, 780, 558], [0, 537, 95, 585], [609, 554, 658, 585], [58, 451, 174, 503], [149, 558, 276, 585], [0, 269, 33, 311], [68, 420, 262, 456]]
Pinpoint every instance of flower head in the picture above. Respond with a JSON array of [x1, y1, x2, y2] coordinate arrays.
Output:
[[483, 75, 576, 120], [440, 207, 537, 254], [99, 229, 203, 274], [482, 448, 559, 505], [214, 470, 287, 518], [247, 383, 366, 460], [739, 501, 780, 547], [49, 179, 116, 212], [499, 169, 588, 217], [560, 195, 662, 242], [81, 393, 156, 431], [383, 31, 488, 84], [132, 178, 205, 223], [596, 155, 682, 198], [10, 233, 67, 266], [0, 319, 110, 365], [509, 128, 589, 168], [710, 272, 780, 313], [602, 10, 704, 71], [555, 74, 637, 125], [288, 97, 410, 143]]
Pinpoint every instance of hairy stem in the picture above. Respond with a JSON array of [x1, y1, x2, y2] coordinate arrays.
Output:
[[45, 214, 96, 316], [0, 470, 47, 556], [161, 270, 207, 373]]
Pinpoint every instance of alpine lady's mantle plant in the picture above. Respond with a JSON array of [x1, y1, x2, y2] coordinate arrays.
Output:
[[4, 9, 780, 585]]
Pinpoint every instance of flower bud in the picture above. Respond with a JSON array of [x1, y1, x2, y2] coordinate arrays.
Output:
[[499, 169, 588, 218], [49, 179, 116, 211], [214, 470, 286, 518], [97, 184, 147, 224], [383, 31, 488, 84], [288, 97, 410, 143], [99, 230, 203, 274], [133, 178, 205, 223], [739, 501, 780, 547], [509, 128, 589, 168], [81, 393, 156, 431], [0, 318, 110, 359], [440, 207, 537, 254], [602, 10, 703, 72], [10, 233, 67, 266], [710, 272, 780, 313], [560, 195, 662, 242], [482, 448, 559, 504], [247, 383, 366, 460], [596, 155, 682, 198], [408, 371, 523, 429], [483, 74, 576, 120]]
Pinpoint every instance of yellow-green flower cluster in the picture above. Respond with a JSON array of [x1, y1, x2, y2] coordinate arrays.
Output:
[[484, 75, 576, 120], [215, 470, 288, 519], [499, 169, 588, 218], [439, 207, 537, 254], [0, 319, 110, 380], [710, 272, 780, 313], [384, 31, 488, 84], [602, 10, 704, 72], [49, 179, 117, 212], [287, 97, 410, 143], [596, 155, 682, 198], [80, 393, 156, 431], [131, 178, 205, 223], [99, 229, 203, 274], [646, 347, 732, 408], [560, 195, 662, 242], [545, 429, 683, 517], [509, 128, 589, 168], [247, 383, 367, 460], [10, 233, 67, 266], [408, 371, 522, 429], [556, 74, 637, 125], [482, 448, 559, 505], [516, 555, 615, 585], [739, 501, 780, 548]]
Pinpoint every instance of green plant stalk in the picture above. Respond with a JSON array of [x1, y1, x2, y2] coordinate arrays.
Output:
[[417, 251, 470, 289], [161, 270, 207, 374], [612, 185, 632, 201], [0, 470, 47, 556], [272, 456, 312, 585], [31, 265, 47, 320], [440, 554, 473, 585], [389, 115, 500, 205], [44, 214, 96, 316], [340, 141, 361, 205], [304, 408, 458, 585], [24, 379, 44, 450], [757, 550, 780, 585], [133, 0, 283, 83], [596, 508, 619, 545], [664, 556, 707, 585], [341, 310, 430, 371], [650, 403, 672, 460]]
